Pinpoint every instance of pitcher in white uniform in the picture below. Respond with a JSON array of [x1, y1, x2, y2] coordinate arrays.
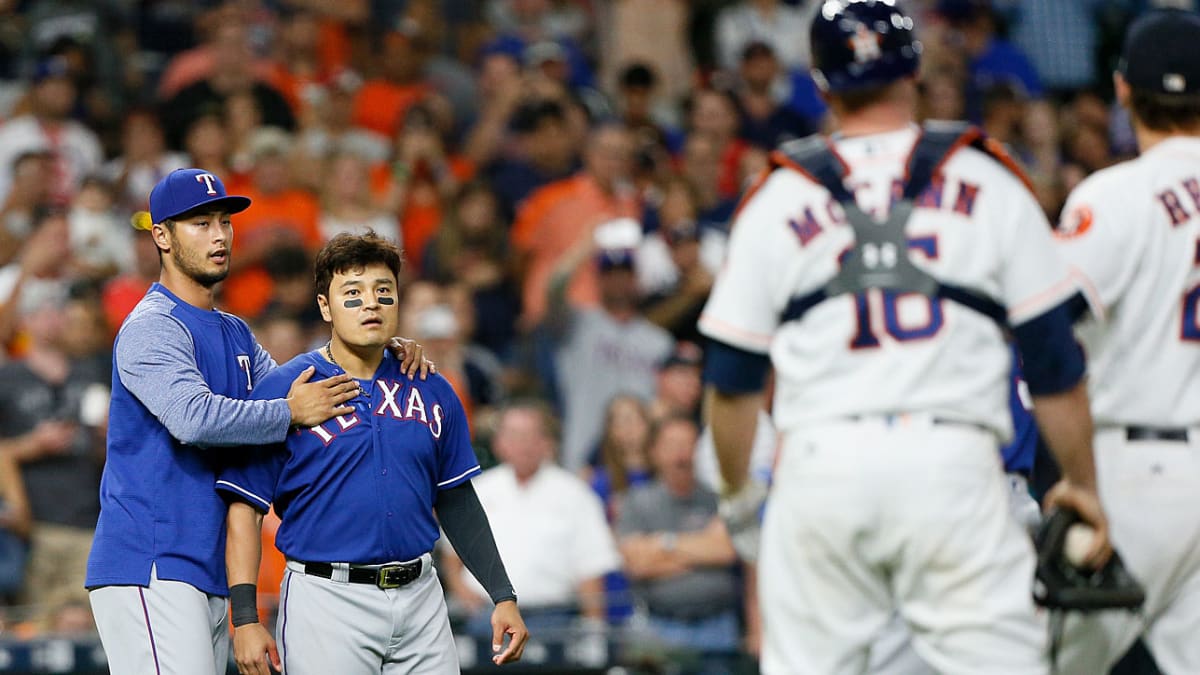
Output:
[[1054, 10, 1200, 674]]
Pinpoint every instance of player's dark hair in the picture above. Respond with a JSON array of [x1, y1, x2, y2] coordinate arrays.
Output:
[[1128, 88, 1200, 133], [313, 230, 404, 298]]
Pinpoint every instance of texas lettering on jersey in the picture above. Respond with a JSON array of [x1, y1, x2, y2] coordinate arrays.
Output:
[[307, 378, 446, 444]]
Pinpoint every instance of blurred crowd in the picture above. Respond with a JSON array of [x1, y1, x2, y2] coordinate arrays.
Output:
[[0, 0, 1186, 667]]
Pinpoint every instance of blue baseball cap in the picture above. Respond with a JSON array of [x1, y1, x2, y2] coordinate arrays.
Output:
[[149, 168, 251, 224]]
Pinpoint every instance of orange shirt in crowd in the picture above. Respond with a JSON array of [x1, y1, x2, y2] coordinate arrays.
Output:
[[102, 275, 153, 337], [220, 188, 322, 317], [368, 157, 476, 275], [352, 80, 430, 138], [511, 174, 640, 326], [265, 20, 352, 113]]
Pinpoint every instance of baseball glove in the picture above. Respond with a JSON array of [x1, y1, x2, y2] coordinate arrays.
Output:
[[1033, 508, 1145, 611]]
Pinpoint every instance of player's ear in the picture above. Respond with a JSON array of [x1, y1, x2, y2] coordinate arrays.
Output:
[[151, 222, 171, 253], [316, 294, 332, 323]]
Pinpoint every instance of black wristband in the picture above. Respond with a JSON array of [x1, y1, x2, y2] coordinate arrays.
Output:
[[230, 584, 259, 627]]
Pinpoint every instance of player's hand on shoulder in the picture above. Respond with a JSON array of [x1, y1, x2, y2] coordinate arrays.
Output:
[[1043, 479, 1113, 569], [387, 337, 438, 380], [285, 366, 358, 428], [490, 600, 529, 665], [233, 622, 280, 675]]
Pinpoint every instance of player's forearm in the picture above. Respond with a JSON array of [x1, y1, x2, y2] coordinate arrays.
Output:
[[1031, 381, 1098, 490], [118, 317, 292, 447], [705, 387, 764, 491], [225, 501, 265, 587]]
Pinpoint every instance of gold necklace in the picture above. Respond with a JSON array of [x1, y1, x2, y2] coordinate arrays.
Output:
[[324, 341, 366, 397]]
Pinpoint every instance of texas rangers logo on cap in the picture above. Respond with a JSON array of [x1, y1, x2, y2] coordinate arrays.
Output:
[[148, 168, 252, 224]]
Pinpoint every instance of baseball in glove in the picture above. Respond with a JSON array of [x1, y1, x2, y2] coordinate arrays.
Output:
[[1033, 507, 1145, 612]]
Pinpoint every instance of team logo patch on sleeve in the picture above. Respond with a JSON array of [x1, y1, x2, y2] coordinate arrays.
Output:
[[1056, 204, 1094, 239]]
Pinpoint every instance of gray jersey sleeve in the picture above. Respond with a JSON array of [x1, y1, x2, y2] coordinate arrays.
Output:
[[115, 312, 291, 448]]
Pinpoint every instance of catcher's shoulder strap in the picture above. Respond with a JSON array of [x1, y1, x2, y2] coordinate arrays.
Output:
[[770, 122, 1032, 217], [773, 122, 1010, 327]]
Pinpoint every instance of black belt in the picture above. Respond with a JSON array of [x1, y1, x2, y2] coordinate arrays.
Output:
[[296, 559, 424, 589], [1126, 426, 1189, 443]]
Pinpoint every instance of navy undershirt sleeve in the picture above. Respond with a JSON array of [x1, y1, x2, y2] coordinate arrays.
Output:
[[1011, 293, 1087, 396], [436, 482, 516, 605], [703, 340, 771, 394]]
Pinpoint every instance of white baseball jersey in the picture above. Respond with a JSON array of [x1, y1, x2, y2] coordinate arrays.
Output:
[[1055, 136, 1200, 428], [700, 126, 1076, 440]]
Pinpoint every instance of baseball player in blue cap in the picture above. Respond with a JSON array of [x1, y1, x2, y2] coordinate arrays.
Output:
[[702, 1, 1110, 673], [86, 169, 431, 674], [219, 231, 527, 674]]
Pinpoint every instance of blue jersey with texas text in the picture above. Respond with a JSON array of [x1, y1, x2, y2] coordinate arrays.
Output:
[[217, 350, 481, 563]]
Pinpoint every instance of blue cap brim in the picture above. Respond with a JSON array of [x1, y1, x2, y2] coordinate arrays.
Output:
[[158, 195, 252, 222]]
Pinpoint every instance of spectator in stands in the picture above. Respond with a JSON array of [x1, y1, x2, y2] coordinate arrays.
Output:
[[180, 110, 235, 185], [424, 181, 520, 360], [686, 88, 749, 203], [513, 123, 640, 328], [264, 5, 355, 116], [617, 415, 741, 666], [0, 449, 31, 603], [917, 63, 968, 122], [68, 177, 130, 280], [680, 132, 738, 235], [249, 312, 309, 365], [318, 150, 401, 243], [486, 98, 580, 223], [0, 151, 54, 266], [351, 13, 434, 138], [614, 64, 674, 161], [103, 108, 188, 214], [0, 282, 109, 616], [293, 70, 390, 184], [0, 56, 102, 204], [649, 341, 704, 423], [156, 6, 272, 100], [733, 41, 815, 149], [382, 99, 471, 273], [603, 0, 694, 105], [160, 23, 294, 149], [443, 282, 508, 421], [715, 0, 819, 73], [936, 0, 1044, 123], [587, 394, 654, 521], [220, 127, 321, 318], [101, 225, 158, 337], [545, 225, 673, 471], [442, 400, 620, 637], [0, 208, 73, 350], [638, 179, 722, 344], [260, 244, 324, 335]]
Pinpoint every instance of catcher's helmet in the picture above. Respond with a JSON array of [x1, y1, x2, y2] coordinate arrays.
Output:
[[810, 0, 922, 93]]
